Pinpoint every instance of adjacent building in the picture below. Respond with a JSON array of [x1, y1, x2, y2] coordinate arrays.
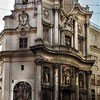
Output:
[[0, 0, 100, 100], [89, 22, 100, 100]]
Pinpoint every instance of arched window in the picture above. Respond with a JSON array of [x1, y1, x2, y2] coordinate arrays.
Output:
[[79, 74, 84, 88], [13, 81, 32, 100]]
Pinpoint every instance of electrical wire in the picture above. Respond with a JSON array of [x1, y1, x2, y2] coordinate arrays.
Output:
[[0, 8, 12, 11]]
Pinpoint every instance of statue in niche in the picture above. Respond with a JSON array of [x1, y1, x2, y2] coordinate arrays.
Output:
[[62, 67, 71, 85], [43, 67, 50, 83], [79, 74, 84, 88], [13, 81, 31, 100]]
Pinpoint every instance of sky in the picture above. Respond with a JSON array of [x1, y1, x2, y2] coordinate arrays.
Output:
[[79, 0, 100, 27], [0, 0, 100, 32]]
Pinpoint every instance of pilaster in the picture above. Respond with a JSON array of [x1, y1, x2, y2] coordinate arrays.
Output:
[[75, 68, 79, 100], [37, 1, 43, 39], [74, 21, 78, 50], [86, 70, 92, 100], [53, 63, 60, 100], [34, 58, 43, 100], [2, 62, 11, 100], [54, 4, 59, 45], [85, 22, 90, 56], [71, 35, 74, 47], [50, 26, 53, 45]]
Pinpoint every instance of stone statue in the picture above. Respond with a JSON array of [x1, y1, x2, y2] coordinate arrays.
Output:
[[62, 68, 71, 85], [43, 68, 50, 83]]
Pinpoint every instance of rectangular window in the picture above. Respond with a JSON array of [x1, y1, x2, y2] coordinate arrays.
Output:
[[43, 25, 50, 43], [19, 38, 27, 48], [78, 37, 83, 52], [91, 74, 95, 85], [92, 34, 97, 41], [21, 65, 24, 70]]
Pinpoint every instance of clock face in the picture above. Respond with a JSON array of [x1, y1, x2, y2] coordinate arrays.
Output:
[[63, 0, 74, 14]]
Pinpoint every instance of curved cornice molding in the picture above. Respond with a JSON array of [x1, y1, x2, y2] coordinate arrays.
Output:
[[30, 44, 95, 66], [71, 4, 93, 18]]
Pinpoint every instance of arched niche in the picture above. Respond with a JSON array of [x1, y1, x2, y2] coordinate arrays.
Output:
[[13, 81, 32, 100]]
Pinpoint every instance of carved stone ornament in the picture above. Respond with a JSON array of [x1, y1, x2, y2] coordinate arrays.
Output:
[[43, 7, 50, 21], [35, 58, 44, 65], [60, 11, 75, 33], [87, 70, 92, 75], [20, 28, 26, 36], [19, 11, 28, 26], [62, 0, 74, 14]]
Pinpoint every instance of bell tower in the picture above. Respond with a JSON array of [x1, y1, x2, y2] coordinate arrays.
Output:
[[15, 0, 34, 10]]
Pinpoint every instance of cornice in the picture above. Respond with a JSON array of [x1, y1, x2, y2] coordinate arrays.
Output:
[[42, 1, 54, 9], [0, 27, 37, 39], [90, 45, 100, 53], [0, 49, 34, 58], [30, 44, 95, 66]]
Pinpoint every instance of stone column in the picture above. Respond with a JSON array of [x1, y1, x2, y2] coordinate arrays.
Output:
[[75, 69, 79, 100], [37, 0, 43, 39], [50, 26, 53, 45], [74, 21, 78, 50], [54, 4, 59, 45], [83, 25, 86, 56], [54, 64, 59, 100], [87, 71, 92, 100], [2, 63, 10, 100], [85, 22, 90, 57], [71, 35, 74, 47], [34, 58, 43, 100]]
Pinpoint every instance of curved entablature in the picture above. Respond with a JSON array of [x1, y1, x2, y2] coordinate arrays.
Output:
[[30, 43, 95, 68]]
